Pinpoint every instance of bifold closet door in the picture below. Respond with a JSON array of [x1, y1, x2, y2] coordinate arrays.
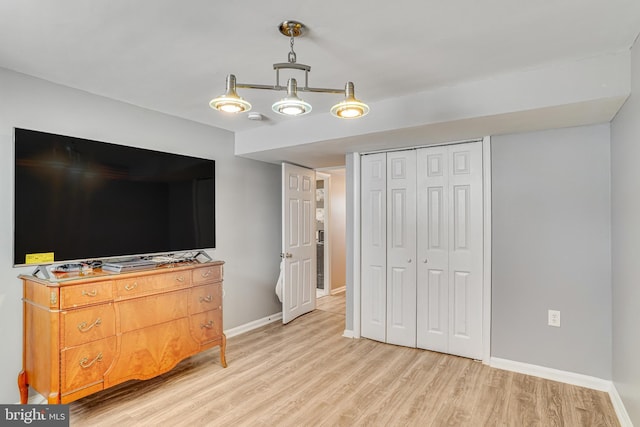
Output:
[[361, 153, 387, 342], [385, 150, 417, 347], [416, 142, 483, 359], [415, 145, 450, 353], [361, 150, 417, 347]]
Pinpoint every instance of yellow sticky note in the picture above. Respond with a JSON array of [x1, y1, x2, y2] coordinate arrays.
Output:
[[25, 252, 55, 264]]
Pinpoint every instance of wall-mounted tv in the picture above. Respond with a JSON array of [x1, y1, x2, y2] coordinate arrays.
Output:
[[13, 128, 215, 266]]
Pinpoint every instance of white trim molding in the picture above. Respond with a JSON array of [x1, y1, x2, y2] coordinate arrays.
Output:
[[490, 357, 611, 391], [482, 136, 492, 364], [342, 329, 355, 338], [224, 312, 282, 338], [331, 286, 346, 295], [609, 384, 634, 427], [351, 152, 362, 339]]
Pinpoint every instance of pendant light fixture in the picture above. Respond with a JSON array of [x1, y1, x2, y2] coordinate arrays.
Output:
[[272, 78, 312, 116], [209, 74, 252, 113], [210, 20, 369, 119]]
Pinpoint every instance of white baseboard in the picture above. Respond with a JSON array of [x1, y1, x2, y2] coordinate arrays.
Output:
[[224, 312, 282, 338], [609, 383, 634, 427], [330, 286, 346, 295], [342, 329, 355, 338], [490, 357, 611, 391]]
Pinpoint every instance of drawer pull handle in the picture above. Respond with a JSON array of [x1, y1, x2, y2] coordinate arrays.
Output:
[[199, 295, 213, 303], [201, 270, 213, 278], [124, 282, 138, 291], [81, 289, 98, 297], [200, 320, 214, 329], [77, 317, 102, 333], [79, 352, 103, 369], [176, 276, 185, 283]]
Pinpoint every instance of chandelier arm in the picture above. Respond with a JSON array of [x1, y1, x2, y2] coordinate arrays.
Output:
[[299, 86, 345, 94], [235, 82, 345, 94], [236, 83, 287, 91]]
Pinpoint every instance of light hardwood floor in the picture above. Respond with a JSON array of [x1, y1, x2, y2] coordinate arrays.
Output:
[[69, 293, 619, 426]]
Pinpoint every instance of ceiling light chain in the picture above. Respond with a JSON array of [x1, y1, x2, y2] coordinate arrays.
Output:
[[209, 20, 370, 119], [288, 25, 297, 64]]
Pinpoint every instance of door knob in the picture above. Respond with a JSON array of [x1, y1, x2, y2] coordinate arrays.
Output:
[[423, 259, 428, 263], [407, 258, 412, 263], [280, 253, 293, 259]]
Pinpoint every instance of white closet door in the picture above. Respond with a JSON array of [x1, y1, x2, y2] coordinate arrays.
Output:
[[448, 142, 483, 359], [360, 153, 387, 342], [416, 146, 450, 352], [386, 150, 417, 347]]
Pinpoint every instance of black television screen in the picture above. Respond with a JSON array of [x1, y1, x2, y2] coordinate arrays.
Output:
[[13, 128, 215, 266]]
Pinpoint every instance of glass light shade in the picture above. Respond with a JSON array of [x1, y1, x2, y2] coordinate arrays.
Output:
[[331, 81, 369, 119], [210, 74, 252, 113], [210, 95, 252, 113], [272, 78, 312, 116], [330, 99, 370, 118], [272, 97, 312, 116]]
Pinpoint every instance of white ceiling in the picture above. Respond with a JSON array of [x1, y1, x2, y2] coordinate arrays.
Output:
[[1, 0, 639, 164]]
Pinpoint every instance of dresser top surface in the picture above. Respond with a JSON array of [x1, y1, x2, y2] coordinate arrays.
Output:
[[19, 260, 224, 287]]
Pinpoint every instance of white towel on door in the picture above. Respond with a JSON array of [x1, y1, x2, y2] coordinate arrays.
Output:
[[275, 260, 284, 303]]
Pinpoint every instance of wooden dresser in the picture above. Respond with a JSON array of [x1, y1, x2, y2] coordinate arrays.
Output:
[[18, 261, 226, 404]]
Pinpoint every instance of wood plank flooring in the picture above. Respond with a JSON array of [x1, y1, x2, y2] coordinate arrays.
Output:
[[69, 293, 619, 426]]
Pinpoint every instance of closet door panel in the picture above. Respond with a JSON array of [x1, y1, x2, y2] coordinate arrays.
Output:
[[448, 142, 483, 359], [416, 146, 449, 351], [386, 151, 416, 347], [361, 153, 387, 342]]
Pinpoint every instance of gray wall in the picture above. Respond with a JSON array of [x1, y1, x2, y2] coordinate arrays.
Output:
[[611, 37, 640, 423], [0, 68, 282, 403], [491, 124, 612, 379]]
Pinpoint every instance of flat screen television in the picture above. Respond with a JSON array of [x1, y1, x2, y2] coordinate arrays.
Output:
[[13, 128, 215, 266]]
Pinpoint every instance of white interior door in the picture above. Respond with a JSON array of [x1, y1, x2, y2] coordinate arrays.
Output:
[[416, 146, 450, 352], [447, 142, 483, 358], [282, 163, 316, 324], [386, 150, 417, 347], [360, 153, 387, 342], [416, 142, 483, 359]]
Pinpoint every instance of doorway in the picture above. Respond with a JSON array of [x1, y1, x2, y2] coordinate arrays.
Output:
[[316, 169, 348, 300], [316, 172, 330, 298]]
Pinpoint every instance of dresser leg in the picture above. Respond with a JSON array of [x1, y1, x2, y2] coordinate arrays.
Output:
[[18, 371, 28, 404], [220, 334, 227, 368]]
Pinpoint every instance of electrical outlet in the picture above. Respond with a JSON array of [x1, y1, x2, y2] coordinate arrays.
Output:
[[548, 310, 561, 327]]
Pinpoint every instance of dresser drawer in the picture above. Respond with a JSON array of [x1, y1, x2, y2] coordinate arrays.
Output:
[[192, 265, 222, 284], [189, 310, 222, 344], [61, 336, 116, 394], [62, 304, 116, 348], [115, 271, 191, 298], [188, 284, 222, 315], [118, 290, 189, 333], [60, 281, 114, 309]]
